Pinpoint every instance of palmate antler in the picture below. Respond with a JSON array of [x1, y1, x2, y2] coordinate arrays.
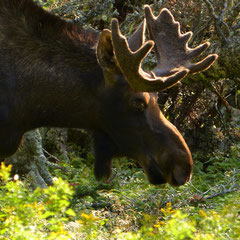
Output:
[[144, 6, 218, 77], [111, 5, 218, 92]]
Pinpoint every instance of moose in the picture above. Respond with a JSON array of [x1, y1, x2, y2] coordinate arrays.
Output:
[[0, 0, 217, 186]]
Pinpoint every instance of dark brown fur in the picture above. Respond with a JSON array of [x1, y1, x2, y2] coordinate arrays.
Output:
[[0, 0, 193, 186], [0, 0, 102, 153]]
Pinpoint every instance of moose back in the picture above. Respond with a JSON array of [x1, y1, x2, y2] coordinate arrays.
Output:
[[0, 0, 217, 186]]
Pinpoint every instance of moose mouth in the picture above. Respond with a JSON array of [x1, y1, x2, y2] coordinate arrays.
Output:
[[144, 156, 167, 185], [144, 156, 188, 187]]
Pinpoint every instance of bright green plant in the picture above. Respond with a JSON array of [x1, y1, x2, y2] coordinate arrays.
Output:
[[0, 163, 75, 239]]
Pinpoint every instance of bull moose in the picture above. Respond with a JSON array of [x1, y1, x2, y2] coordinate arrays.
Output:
[[0, 0, 217, 186]]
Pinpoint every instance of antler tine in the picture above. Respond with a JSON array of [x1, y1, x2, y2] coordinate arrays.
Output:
[[127, 20, 146, 52], [144, 5, 218, 77], [111, 18, 189, 92]]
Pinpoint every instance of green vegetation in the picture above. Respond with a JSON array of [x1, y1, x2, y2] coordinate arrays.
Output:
[[0, 0, 239, 239], [0, 145, 239, 239]]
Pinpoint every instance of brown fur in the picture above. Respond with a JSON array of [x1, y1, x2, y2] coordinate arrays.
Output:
[[0, 0, 193, 186]]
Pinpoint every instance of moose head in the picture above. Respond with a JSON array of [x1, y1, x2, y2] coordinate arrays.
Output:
[[0, 1, 217, 186], [94, 6, 217, 186]]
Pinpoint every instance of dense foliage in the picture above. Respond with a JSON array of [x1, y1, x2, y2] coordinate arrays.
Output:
[[0, 149, 239, 239], [1, 0, 239, 239]]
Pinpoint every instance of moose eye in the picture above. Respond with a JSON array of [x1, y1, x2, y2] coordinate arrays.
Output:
[[129, 98, 147, 112]]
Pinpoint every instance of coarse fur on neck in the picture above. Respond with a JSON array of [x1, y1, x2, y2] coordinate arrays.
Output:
[[0, 0, 101, 77], [0, 0, 105, 131], [0, 0, 99, 46]]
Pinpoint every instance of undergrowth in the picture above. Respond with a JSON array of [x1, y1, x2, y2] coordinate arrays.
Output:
[[0, 144, 239, 239]]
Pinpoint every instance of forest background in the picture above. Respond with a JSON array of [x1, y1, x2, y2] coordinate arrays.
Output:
[[0, 0, 239, 239]]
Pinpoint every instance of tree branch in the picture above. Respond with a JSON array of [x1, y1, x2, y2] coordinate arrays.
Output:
[[202, 0, 230, 44], [43, 148, 60, 162]]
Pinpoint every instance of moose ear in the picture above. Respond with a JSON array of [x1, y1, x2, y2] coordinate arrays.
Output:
[[96, 29, 116, 69]]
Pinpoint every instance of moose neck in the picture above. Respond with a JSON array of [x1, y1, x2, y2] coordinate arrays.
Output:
[[0, 0, 105, 131], [19, 34, 105, 131]]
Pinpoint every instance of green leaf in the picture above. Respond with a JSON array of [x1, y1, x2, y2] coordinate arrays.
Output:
[[65, 208, 76, 217]]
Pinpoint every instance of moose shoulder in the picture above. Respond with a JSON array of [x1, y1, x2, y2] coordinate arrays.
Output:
[[0, 0, 217, 186]]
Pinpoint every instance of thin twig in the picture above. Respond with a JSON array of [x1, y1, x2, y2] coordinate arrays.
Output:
[[202, 0, 230, 44], [46, 161, 78, 173], [213, 87, 232, 114], [205, 186, 240, 199], [219, 0, 228, 19], [43, 148, 60, 162]]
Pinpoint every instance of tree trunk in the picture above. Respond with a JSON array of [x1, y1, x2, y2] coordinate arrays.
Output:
[[6, 129, 53, 188]]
